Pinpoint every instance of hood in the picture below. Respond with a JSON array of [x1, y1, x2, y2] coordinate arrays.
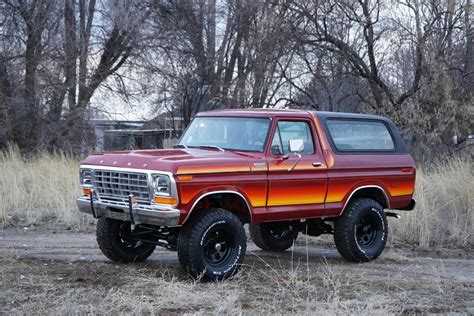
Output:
[[81, 148, 265, 175]]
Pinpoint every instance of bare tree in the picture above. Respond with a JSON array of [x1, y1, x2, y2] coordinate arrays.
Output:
[[0, 0, 156, 153], [0, 0, 471, 158], [285, 0, 433, 115], [465, 0, 474, 94]]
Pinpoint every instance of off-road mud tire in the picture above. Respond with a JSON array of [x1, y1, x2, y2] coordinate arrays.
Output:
[[96, 218, 156, 263], [249, 222, 298, 252], [334, 198, 387, 262], [177, 208, 246, 281]]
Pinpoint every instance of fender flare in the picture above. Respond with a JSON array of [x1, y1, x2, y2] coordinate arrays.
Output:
[[183, 190, 253, 224], [341, 185, 390, 214]]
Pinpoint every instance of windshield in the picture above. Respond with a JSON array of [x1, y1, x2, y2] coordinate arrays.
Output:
[[179, 117, 271, 152]]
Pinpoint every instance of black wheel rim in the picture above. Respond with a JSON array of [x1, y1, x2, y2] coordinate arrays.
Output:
[[269, 223, 293, 240], [356, 215, 379, 247], [202, 226, 234, 267], [118, 222, 143, 249]]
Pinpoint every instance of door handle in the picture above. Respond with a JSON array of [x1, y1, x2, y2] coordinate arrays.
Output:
[[312, 162, 322, 167]]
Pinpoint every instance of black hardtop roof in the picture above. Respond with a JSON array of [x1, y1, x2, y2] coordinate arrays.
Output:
[[199, 108, 392, 122], [313, 111, 391, 122]]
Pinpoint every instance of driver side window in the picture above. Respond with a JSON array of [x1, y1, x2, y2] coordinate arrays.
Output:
[[271, 121, 315, 155]]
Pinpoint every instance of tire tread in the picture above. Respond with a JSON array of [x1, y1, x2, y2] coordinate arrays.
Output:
[[177, 208, 246, 280], [96, 218, 155, 263], [249, 222, 298, 252], [334, 198, 387, 262]]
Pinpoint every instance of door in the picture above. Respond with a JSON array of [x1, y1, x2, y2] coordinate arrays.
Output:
[[266, 118, 328, 220]]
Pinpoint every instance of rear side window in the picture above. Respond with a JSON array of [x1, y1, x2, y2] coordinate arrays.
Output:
[[326, 119, 395, 152]]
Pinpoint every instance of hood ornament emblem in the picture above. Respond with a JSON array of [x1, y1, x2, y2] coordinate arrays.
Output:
[[113, 161, 117, 165], [127, 162, 132, 166], [100, 160, 104, 164], [143, 163, 148, 168]]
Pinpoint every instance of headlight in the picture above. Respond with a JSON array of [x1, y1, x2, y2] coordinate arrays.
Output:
[[153, 175, 171, 196], [80, 169, 93, 186]]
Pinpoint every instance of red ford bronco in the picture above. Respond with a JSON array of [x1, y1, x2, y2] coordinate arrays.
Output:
[[77, 109, 416, 280]]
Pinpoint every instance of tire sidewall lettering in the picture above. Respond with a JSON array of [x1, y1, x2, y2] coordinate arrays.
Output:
[[353, 206, 386, 256], [372, 207, 386, 242], [199, 219, 243, 276], [212, 245, 242, 275], [200, 220, 226, 246], [179, 209, 247, 280]]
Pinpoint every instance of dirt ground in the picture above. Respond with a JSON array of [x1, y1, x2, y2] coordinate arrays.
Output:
[[1, 227, 473, 314]]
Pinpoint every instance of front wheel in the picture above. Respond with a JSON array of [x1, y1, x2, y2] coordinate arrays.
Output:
[[177, 208, 246, 281], [334, 198, 388, 262], [96, 218, 156, 263]]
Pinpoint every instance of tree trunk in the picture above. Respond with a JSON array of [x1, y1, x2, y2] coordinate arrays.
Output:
[[21, 6, 43, 150], [78, 0, 95, 111], [223, 0, 245, 100], [64, 0, 78, 111], [465, 0, 474, 97], [0, 57, 12, 144], [206, 0, 216, 93]]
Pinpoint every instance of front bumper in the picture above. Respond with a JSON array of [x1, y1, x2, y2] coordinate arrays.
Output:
[[76, 196, 181, 227]]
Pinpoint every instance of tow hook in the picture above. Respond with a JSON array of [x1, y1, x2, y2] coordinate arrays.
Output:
[[128, 195, 138, 227], [89, 190, 97, 219], [385, 211, 401, 219]]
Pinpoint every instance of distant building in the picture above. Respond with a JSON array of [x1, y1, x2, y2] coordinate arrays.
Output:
[[90, 120, 178, 152]]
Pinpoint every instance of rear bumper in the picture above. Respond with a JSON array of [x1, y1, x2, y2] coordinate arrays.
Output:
[[76, 196, 181, 227], [399, 199, 416, 211]]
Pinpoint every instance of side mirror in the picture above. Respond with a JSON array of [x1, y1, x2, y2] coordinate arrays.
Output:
[[271, 145, 283, 156], [288, 139, 304, 153]]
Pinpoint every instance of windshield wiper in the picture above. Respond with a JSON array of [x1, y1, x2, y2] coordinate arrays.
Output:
[[198, 145, 225, 152], [173, 144, 188, 149]]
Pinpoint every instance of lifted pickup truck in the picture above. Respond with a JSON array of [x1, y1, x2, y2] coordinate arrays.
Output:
[[77, 109, 416, 280]]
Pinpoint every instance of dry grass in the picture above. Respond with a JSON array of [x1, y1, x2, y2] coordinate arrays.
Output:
[[1, 228, 473, 314], [0, 145, 472, 248], [391, 157, 473, 248], [0, 146, 92, 230], [1, 251, 472, 314]]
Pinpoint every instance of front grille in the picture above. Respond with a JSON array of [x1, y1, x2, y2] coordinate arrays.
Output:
[[93, 170, 150, 202]]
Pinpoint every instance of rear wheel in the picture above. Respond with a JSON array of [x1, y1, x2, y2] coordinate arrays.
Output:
[[177, 208, 246, 281], [334, 198, 387, 262], [249, 221, 298, 252], [96, 218, 156, 263]]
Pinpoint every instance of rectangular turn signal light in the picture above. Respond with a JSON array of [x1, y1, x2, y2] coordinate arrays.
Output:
[[154, 196, 177, 205], [177, 175, 193, 181], [83, 188, 92, 196]]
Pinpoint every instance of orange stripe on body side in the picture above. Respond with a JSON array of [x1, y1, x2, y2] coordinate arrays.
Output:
[[326, 177, 415, 203], [177, 163, 251, 175], [179, 181, 267, 207], [267, 180, 327, 206]]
